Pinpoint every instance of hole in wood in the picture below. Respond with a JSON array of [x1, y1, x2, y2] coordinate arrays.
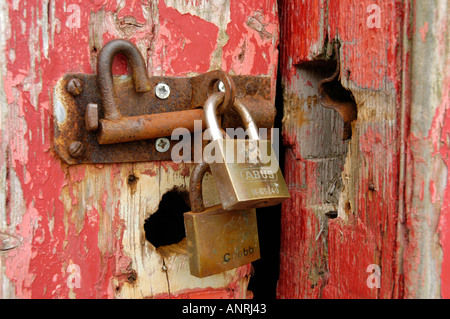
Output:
[[144, 189, 190, 248], [127, 174, 138, 193], [325, 211, 339, 219], [127, 174, 138, 184]]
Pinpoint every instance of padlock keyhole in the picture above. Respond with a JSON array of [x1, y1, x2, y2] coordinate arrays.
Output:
[[144, 189, 190, 248]]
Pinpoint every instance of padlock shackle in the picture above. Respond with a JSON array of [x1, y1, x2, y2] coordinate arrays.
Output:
[[204, 92, 260, 141], [233, 98, 259, 139], [97, 39, 152, 122], [189, 162, 211, 213]]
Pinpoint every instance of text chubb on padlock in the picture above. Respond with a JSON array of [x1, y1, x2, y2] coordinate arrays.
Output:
[[184, 162, 260, 278], [204, 92, 290, 210]]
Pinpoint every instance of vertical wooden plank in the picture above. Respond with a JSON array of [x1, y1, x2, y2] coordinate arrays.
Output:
[[277, 66, 349, 298], [278, 0, 405, 299], [404, 0, 449, 299], [0, 0, 279, 299]]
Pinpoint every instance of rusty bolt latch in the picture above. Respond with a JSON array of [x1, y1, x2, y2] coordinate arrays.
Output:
[[94, 40, 235, 146], [53, 38, 276, 164]]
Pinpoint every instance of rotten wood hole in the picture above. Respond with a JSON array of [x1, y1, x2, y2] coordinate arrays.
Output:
[[318, 43, 358, 141], [317, 45, 359, 224], [144, 188, 190, 250]]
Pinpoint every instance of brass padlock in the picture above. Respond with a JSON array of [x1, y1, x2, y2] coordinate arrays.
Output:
[[184, 162, 260, 278], [204, 92, 290, 210]]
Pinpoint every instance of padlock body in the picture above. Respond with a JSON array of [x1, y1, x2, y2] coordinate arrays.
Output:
[[206, 139, 290, 210], [184, 205, 260, 278]]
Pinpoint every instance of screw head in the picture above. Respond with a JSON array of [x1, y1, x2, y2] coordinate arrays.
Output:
[[67, 78, 83, 96], [245, 81, 258, 96], [155, 83, 170, 100], [155, 138, 170, 153], [217, 81, 226, 92], [69, 141, 84, 158]]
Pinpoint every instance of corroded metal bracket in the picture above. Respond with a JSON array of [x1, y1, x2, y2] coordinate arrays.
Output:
[[53, 39, 275, 165], [53, 73, 274, 164], [318, 43, 357, 140]]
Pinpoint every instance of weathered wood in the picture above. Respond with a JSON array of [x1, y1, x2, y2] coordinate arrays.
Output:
[[0, 0, 279, 299], [279, 0, 450, 299], [278, 0, 407, 299], [403, 0, 449, 299]]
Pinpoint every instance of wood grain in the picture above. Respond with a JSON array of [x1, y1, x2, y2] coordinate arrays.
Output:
[[0, 0, 279, 299]]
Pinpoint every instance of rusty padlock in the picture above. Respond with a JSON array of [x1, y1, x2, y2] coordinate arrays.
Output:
[[203, 92, 290, 210], [184, 162, 260, 278]]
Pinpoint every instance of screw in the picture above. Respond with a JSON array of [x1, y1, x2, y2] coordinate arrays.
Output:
[[368, 182, 376, 191], [155, 138, 170, 153], [69, 141, 84, 158], [155, 83, 170, 99], [217, 81, 226, 92], [67, 78, 83, 96]]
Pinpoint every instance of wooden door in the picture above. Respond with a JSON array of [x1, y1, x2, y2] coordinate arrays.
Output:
[[277, 0, 450, 299], [0, 0, 279, 299]]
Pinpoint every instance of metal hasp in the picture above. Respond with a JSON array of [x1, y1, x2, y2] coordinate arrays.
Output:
[[53, 39, 275, 164], [318, 43, 357, 140]]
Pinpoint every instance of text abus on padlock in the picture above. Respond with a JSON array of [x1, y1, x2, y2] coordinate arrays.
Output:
[[203, 92, 290, 210], [184, 162, 260, 278]]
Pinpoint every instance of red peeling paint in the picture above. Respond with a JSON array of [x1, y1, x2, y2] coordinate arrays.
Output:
[[328, 0, 400, 90], [91, 0, 118, 12], [278, 0, 403, 299], [278, 0, 324, 72], [277, 130, 326, 299], [434, 75, 450, 299], [3, 0, 91, 299], [117, 0, 147, 25], [156, 264, 253, 299], [323, 216, 378, 299], [154, 288, 237, 299], [222, 0, 279, 99], [2, 0, 128, 299], [1, 0, 277, 299], [280, 0, 401, 90], [151, 1, 218, 76], [222, 1, 278, 75], [419, 22, 429, 42]]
